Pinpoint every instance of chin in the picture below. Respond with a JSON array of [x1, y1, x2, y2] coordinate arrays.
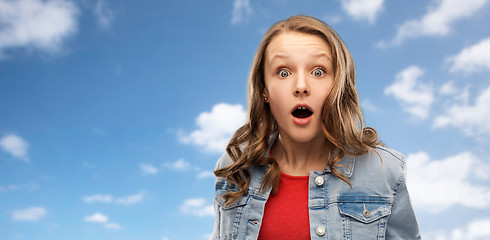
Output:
[[281, 127, 323, 143]]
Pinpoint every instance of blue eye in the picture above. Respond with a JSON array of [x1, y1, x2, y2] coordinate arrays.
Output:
[[278, 69, 291, 78], [312, 68, 325, 77]]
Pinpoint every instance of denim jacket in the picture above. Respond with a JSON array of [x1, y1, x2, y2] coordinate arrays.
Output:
[[210, 134, 421, 240]]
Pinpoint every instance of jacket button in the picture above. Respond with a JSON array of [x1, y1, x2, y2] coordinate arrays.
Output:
[[363, 203, 371, 218], [363, 209, 371, 218], [315, 226, 325, 236], [314, 176, 324, 186]]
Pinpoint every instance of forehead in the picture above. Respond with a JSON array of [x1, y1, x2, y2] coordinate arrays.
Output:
[[265, 31, 332, 61]]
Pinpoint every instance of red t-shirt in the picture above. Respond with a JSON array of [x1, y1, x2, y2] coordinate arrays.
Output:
[[258, 172, 310, 240]]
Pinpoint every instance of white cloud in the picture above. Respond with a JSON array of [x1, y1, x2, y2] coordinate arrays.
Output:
[[0, 182, 38, 192], [448, 37, 490, 73], [140, 163, 158, 175], [12, 234, 23, 239], [12, 207, 47, 221], [179, 103, 247, 153], [104, 223, 121, 229], [84, 212, 108, 223], [0, 184, 18, 192], [230, 0, 252, 25], [424, 218, 490, 240], [115, 192, 143, 205], [163, 158, 190, 172], [83, 192, 144, 205], [0, 0, 79, 56], [407, 151, 490, 213], [340, 0, 384, 23], [385, 66, 434, 119], [197, 170, 214, 179], [142, 157, 212, 179], [438, 81, 471, 103], [323, 14, 342, 25], [439, 81, 458, 95], [0, 134, 29, 161], [93, 0, 114, 29], [83, 194, 113, 203], [455, 87, 470, 104], [161, 159, 215, 179], [179, 198, 214, 217], [82, 161, 97, 168], [434, 85, 490, 136], [361, 99, 378, 112], [84, 213, 121, 230], [203, 234, 211, 239], [378, 0, 489, 47]]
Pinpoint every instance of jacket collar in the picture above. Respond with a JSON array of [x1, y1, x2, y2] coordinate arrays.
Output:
[[322, 152, 355, 177]]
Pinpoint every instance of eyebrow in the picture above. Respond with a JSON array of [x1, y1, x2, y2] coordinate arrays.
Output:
[[269, 54, 288, 61], [269, 52, 332, 63], [312, 53, 332, 61]]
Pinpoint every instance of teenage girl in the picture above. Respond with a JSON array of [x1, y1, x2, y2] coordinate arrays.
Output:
[[211, 15, 421, 240]]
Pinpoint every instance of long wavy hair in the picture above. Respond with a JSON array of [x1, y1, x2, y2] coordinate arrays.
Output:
[[214, 15, 380, 206]]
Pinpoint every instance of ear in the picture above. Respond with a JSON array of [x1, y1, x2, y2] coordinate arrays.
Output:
[[263, 88, 269, 97], [263, 89, 269, 102]]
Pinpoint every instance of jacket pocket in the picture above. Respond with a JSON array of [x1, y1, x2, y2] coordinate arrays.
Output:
[[213, 179, 249, 240], [337, 196, 392, 240], [215, 192, 248, 209]]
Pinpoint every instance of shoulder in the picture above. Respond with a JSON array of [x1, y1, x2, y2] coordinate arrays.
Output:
[[214, 131, 277, 171], [354, 145, 406, 171], [373, 145, 406, 176], [372, 145, 406, 164], [213, 152, 237, 199], [215, 151, 233, 170], [350, 145, 407, 191], [214, 151, 267, 181], [213, 150, 269, 195]]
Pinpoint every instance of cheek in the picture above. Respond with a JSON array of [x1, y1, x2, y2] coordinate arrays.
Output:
[[317, 79, 334, 97], [267, 82, 290, 99], [267, 87, 289, 118], [268, 88, 281, 102], [311, 82, 334, 112], [268, 97, 283, 117]]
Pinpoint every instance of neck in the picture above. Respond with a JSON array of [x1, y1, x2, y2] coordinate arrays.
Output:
[[273, 132, 332, 176]]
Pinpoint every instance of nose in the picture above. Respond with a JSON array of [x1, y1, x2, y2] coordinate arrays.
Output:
[[295, 88, 309, 96], [294, 73, 310, 97]]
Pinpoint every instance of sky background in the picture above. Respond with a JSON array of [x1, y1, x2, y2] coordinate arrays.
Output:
[[1, 0, 490, 239]]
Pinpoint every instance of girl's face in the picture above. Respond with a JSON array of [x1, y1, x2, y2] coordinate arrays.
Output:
[[264, 31, 334, 143]]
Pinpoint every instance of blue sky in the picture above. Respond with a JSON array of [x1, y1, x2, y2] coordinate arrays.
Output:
[[1, 0, 490, 239]]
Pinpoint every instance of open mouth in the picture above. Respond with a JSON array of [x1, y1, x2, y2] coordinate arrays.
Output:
[[291, 106, 313, 119]]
